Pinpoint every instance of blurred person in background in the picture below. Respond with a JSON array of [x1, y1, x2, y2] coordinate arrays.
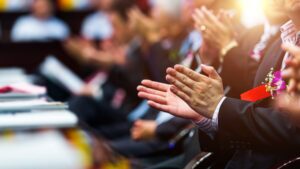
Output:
[[11, 0, 70, 42], [66, 0, 195, 163], [81, 0, 114, 40]]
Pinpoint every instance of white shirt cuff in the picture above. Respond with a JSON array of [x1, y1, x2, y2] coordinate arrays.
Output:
[[211, 97, 226, 131]]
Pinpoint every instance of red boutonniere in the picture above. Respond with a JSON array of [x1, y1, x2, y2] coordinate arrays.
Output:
[[240, 68, 287, 102]]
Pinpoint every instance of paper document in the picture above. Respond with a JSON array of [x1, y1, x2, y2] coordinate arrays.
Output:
[[0, 100, 68, 112], [0, 110, 78, 130], [40, 56, 84, 94]]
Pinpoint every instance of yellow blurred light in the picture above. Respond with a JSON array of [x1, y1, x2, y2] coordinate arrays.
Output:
[[239, 0, 262, 11], [239, 0, 265, 27]]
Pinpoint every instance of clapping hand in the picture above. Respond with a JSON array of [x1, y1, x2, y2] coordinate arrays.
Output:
[[281, 44, 300, 92], [137, 80, 204, 122], [193, 7, 237, 63], [275, 44, 300, 119], [131, 120, 157, 141], [165, 64, 224, 119]]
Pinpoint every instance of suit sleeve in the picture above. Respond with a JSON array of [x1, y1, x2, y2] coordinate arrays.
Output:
[[155, 117, 191, 141], [217, 97, 300, 151]]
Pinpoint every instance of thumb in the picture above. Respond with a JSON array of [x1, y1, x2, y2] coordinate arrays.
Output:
[[201, 64, 221, 80]]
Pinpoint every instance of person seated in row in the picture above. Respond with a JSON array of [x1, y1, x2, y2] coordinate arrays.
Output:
[[81, 0, 114, 41], [11, 0, 70, 42]]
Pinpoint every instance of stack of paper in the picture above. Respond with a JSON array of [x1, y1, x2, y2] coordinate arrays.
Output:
[[0, 83, 47, 101], [0, 100, 68, 113], [0, 98, 78, 130], [0, 68, 29, 86], [0, 67, 79, 130], [0, 110, 78, 130]]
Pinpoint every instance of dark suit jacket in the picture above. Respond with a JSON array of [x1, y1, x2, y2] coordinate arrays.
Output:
[[214, 37, 300, 169], [156, 117, 191, 141]]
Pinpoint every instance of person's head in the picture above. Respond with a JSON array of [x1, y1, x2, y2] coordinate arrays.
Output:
[[150, 0, 186, 38], [262, 0, 288, 25], [193, 0, 217, 8], [92, 0, 114, 11], [31, 0, 53, 19], [279, 0, 300, 17], [108, 0, 135, 43], [151, 0, 183, 25]]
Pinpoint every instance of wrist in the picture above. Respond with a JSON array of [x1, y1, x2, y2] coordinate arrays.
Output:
[[208, 95, 225, 119], [219, 39, 238, 63], [193, 114, 205, 123]]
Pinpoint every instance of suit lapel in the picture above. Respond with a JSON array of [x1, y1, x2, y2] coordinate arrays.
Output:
[[253, 38, 285, 87]]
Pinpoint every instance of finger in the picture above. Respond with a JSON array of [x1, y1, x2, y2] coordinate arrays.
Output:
[[297, 82, 300, 92], [199, 28, 215, 44], [173, 64, 206, 81], [281, 67, 296, 80], [134, 120, 143, 126], [194, 9, 217, 32], [201, 7, 223, 31], [201, 29, 216, 43], [286, 57, 300, 68], [287, 79, 297, 93], [192, 11, 203, 26], [201, 64, 222, 81], [276, 94, 300, 115], [166, 68, 196, 89], [148, 101, 171, 113], [138, 92, 167, 104], [137, 85, 166, 97], [166, 75, 193, 96], [221, 12, 234, 30], [170, 85, 191, 104], [202, 6, 219, 23], [282, 43, 300, 59], [141, 80, 169, 92]]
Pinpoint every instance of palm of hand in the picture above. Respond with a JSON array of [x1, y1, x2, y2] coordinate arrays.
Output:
[[138, 80, 203, 121], [165, 87, 194, 116]]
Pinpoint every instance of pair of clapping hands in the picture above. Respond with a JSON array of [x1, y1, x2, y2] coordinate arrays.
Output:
[[276, 44, 300, 124], [193, 6, 238, 64], [137, 64, 224, 123], [64, 37, 127, 69]]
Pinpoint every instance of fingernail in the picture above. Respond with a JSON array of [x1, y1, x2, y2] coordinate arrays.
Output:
[[166, 68, 173, 74], [166, 75, 174, 82]]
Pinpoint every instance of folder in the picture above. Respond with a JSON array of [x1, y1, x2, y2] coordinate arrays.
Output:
[[39, 56, 84, 94]]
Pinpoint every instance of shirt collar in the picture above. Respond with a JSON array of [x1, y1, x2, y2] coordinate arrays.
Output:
[[280, 20, 300, 45]]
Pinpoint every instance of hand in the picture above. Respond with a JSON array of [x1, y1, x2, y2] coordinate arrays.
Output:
[[128, 7, 161, 43], [77, 84, 96, 96], [137, 80, 204, 122], [193, 7, 237, 63], [131, 120, 157, 141], [64, 37, 95, 64], [85, 45, 127, 69], [166, 64, 224, 119], [281, 44, 300, 93], [276, 93, 300, 127]]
